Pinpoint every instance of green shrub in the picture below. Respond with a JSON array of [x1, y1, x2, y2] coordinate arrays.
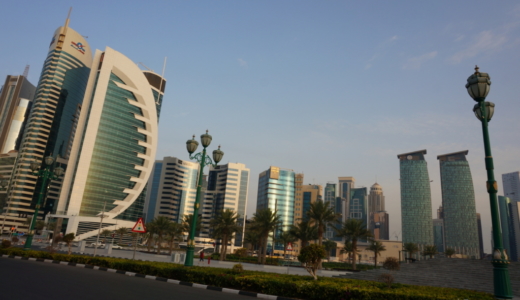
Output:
[[1, 240, 11, 249], [0, 248, 494, 300], [322, 262, 377, 271], [383, 257, 400, 271], [231, 263, 244, 273]]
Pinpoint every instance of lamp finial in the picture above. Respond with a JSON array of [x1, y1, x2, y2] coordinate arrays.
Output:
[[474, 65, 480, 74]]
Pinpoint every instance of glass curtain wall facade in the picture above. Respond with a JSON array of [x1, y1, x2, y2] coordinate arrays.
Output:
[[437, 151, 479, 258], [398, 150, 433, 247], [256, 166, 295, 252], [502, 171, 520, 261], [6, 19, 92, 232], [338, 177, 355, 222], [0, 75, 35, 153], [56, 47, 165, 240], [143, 161, 163, 223], [324, 183, 341, 241], [433, 219, 445, 253], [498, 196, 512, 259]]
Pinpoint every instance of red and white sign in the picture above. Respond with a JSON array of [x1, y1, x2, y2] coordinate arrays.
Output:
[[287, 242, 293, 251], [131, 218, 147, 233]]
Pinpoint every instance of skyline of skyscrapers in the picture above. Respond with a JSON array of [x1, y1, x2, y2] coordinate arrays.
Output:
[[437, 150, 480, 258]]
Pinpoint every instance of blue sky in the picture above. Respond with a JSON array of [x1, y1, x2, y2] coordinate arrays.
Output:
[[1, 1, 520, 252]]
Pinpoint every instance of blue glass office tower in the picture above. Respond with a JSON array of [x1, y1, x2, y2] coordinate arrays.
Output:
[[438, 151, 479, 258], [324, 183, 341, 241], [256, 166, 295, 251], [398, 150, 433, 246]]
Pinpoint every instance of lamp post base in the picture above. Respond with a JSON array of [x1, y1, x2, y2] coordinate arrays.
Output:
[[492, 261, 513, 299], [184, 245, 194, 266], [23, 234, 34, 250]]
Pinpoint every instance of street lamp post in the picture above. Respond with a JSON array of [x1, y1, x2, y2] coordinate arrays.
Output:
[[465, 66, 512, 299], [184, 130, 224, 266], [24, 155, 64, 250]]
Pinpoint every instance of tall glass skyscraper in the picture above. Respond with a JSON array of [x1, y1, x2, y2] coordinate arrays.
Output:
[[437, 150, 479, 258], [398, 150, 433, 246], [6, 16, 92, 231], [324, 183, 341, 241], [502, 171, 520, 261], [256, 166, 295, 251], [338, 177, 355, 222], [56, 46, 165, 239], [0, 74, 35, 153]]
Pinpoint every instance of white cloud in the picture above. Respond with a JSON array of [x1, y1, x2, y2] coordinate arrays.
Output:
[[237, 58, 247, 68], [450, 30, 507, 63], [365, 35, 399, 69], [402, 51, 437, 70]]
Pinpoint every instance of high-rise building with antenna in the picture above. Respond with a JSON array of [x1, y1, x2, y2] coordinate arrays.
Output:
[[3, 12, 92, 232]]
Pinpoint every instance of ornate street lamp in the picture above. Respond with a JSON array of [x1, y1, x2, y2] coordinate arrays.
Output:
[[23, 155, 64, 250], [184, 130, 224, 266], [465, 66, 512, 299]]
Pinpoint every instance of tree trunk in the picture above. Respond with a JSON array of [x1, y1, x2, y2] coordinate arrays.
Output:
[[220, 235, 228, 261], [68, 244, 72, 255], [168, 237, 174, 255], [374, 253, 377, 267], [283, 244, 287, 259], [156, 236, 161, 254], [352, 239, 358, 270], [262, 234, 269, 264]]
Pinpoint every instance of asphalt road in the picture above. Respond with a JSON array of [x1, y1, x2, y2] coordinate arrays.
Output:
[[0, 258, 254, 300]]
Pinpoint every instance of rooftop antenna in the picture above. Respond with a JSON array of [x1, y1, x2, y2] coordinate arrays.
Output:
[[22, 65, 30, 78], [156, 57, 167, 105], [64, 7, 72, 28]]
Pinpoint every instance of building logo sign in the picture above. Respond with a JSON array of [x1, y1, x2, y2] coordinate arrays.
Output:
[[49, 35, 56, 47], [71, 41, 86, 54]]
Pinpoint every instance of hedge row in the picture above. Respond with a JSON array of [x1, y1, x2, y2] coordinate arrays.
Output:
[[0, 248, 493, 300]]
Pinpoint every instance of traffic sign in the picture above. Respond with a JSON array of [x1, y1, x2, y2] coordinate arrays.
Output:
[[131, 218, 146, 233], [287, 242, 293, 251]]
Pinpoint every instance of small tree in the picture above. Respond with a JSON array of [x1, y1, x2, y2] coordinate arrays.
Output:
[[298, 244, 326, 280], [422, 245, 438, 259], [403, 242, 419, 260], [367, 240, 386, 267], [62, 233, 75, 255], [116, 227, 128, 245], [234, 247, 248, 258], [381, 257, 400, 288], [445, 248, 456, 258], [101, 229, 112, 244], [322, 239, 337, 261]]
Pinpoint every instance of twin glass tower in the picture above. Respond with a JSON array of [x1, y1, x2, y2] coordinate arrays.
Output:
[[6, 13, 165, 239], [398, 149, 480, 257]]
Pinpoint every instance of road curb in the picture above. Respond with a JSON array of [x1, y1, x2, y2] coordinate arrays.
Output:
[[1, 254, 297, 300]]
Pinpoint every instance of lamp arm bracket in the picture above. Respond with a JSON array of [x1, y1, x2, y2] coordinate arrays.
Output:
[[189, 152, 218, 168]]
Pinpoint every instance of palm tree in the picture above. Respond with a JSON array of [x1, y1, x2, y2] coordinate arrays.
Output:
[[336, 219, 372, 270], [277, 231, 297, 259], [306, 199, 341, 246], [166, 222, 183, 255], [62, 233, 75, 255], [322, 239, 337, 261], [182, 214, 202, 233], [116, 227, 128, 245], [151, 216, 171, 254], [210, 209, 240, 261], [445, 247, 456, 258], [289, 220, 318, 248], [243, 224, 261, 253], [250, 208, 281, 264], [144, 222, 156, 252], [101, 229, 112, 243], [422, 245, 438, 259], [340, 241, 357, 263], [403, 242, 419, 260], [367, 240, 386, 267]]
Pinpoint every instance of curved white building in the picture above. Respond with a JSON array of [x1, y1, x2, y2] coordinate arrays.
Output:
[[55, 47, 165, 240]]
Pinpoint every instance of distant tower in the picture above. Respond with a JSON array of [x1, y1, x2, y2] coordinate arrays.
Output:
[[0, 74, 35, 153], [338, 177, 355, 222], [502, 171, 520, 261], [324, 183, 341, 242], [368, 183, 388, 240], [437, 151, 479, 258], [398, 150, 433, 247]]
